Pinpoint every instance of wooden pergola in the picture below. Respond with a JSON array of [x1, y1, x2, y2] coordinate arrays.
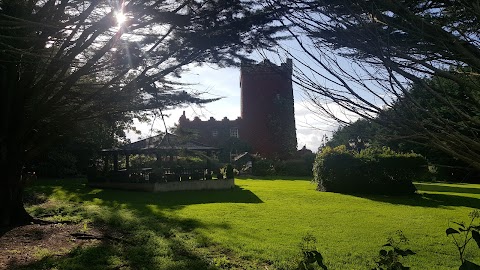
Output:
[[101, 133, 219, 172]]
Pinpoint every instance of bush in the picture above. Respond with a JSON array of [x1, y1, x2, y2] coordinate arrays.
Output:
[[252, 159, 275, 176], [276, 159, 313, 176], [313, 146, 427, 195], [129, 154, 156, 169], [252, 157, 314, 177], [34, 149, 78, 177], [177, 156, 207, 169]]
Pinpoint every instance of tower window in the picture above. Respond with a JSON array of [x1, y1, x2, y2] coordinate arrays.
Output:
[[212, 130, 218, 137], [230, 128, 239, 138]]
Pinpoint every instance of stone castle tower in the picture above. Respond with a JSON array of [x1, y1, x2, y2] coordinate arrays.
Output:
[[239, 59, 297, 159], [178, 59, 297, 160]]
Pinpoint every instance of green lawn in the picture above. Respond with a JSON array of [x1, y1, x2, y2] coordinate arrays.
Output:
[[22, 177, 480, 269]]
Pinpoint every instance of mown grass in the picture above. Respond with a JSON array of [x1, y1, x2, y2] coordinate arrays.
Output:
[[19, 177, 480, 269]]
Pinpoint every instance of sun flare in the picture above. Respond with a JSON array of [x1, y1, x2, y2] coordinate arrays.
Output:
[[115, 11, 127, 26]]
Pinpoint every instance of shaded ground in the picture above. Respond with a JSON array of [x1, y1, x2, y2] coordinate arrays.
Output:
[[0, 217, 258, 270], [0, 188, 110, 269], [0, 179, 265, 270], [0, 222, 105, 269]]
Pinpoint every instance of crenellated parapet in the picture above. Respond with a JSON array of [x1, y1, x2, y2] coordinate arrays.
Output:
[[179, 111, 242, 126], [177, 111, 244, 149], [240, 58, 292, 76]]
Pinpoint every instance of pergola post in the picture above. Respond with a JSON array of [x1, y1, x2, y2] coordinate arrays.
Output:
[[103, 155, 110, 172], [125, 154, 130, 170], [113, 153, 119, 171], [155, 152, 162, 167]]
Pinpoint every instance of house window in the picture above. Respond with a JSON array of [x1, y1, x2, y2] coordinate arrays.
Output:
[[212, 130, 218, 137], [230, 127, 239, 138]]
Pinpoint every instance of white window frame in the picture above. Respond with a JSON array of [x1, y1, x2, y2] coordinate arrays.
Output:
[[230, 127, 239, 138]]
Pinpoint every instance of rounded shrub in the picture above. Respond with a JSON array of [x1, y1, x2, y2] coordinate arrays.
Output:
[[276, 159, 313, 176], [313, 146, 364, 193], [313, 146, 427, 195], [252, 159, 275, 176]]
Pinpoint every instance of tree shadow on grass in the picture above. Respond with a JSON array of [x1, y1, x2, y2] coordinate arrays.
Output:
[[10, 228, 218, 270], [11, 195, 235, 269], [29, 179, 263, 208], [27, 179, 262, 232], [414, 182, 480, 195], [11, 179, 263, 269], [355, 193, 480, 209], [352, 183, 480, 209], [238, 175, 312, 181], [82, 185, 263, 208]]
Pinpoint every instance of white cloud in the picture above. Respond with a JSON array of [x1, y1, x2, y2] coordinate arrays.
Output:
[[293, 101, 359, 151]]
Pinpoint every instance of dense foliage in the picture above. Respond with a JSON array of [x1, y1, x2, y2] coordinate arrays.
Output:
[[0, 0, 284, 226], [31, 116, 133, 177], [273, 0, 480, 171], [313, 146, 426, 195], [251, 156, 315, 177], [327, 75, 480, 183], [252, 159, 276, 176]]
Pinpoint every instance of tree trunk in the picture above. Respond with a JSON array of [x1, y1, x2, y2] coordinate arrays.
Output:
[[1, 57, 33, 228], [0, 180, 32, 227], [0, 152, 33, 227], [0, 141, 33, 227]]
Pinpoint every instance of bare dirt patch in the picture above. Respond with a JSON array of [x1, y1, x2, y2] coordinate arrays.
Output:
[[0, 222, 103, 270]]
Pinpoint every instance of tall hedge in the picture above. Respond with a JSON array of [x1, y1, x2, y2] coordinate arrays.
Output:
[[313, 146, 427, 195], [275, 159, 313, 176], [252, 159, 275, 176]]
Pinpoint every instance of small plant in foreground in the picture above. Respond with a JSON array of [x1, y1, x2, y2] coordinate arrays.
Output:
[[446, 210, 480, 269], [297, 233, 327, 270], [213, 255, 231, 269], [81, 221, 90, 233], [372, 230, 415, 270], [33, 247, 54, 260]]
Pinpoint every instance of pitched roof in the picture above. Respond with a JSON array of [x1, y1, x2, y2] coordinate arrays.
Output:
[[233, 152, 253, 162], [102, 133, 219, 153]]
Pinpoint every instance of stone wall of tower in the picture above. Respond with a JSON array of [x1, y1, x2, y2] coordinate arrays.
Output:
[[240, 59, 297, 159]]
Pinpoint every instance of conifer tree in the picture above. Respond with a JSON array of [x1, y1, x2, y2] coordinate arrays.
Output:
[[0, 0, 283, 226]]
